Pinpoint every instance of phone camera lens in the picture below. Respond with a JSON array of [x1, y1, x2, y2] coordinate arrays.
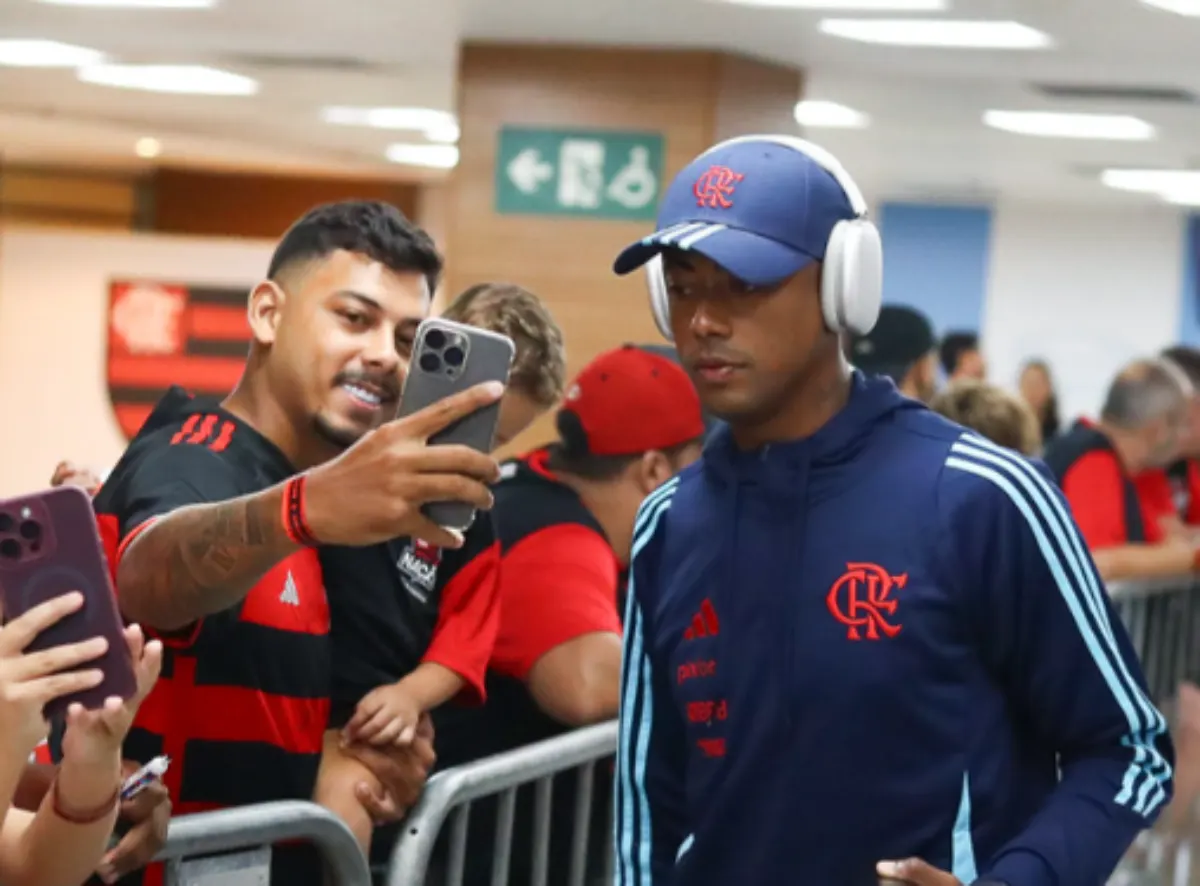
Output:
[[443, 346, 465, 368], [18, 521, 40, 541], [419, 352, 442, 373], [0, 539, 20, 561], [0, 514, 12, 533], [424, 329, 447, 351]]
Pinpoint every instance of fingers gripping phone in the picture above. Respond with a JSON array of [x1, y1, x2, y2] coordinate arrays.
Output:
[[397, 318, 515, 532], [0, 486, 136, 719]]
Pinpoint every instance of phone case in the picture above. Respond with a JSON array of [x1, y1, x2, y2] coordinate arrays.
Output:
[[396, 317, 515, 531], [0, 486, 137, 720]]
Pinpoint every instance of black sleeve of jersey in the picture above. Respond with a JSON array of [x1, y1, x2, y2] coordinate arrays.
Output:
[[110, 442, 244, 542]]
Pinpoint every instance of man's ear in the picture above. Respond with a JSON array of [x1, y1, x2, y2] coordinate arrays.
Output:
[[247, 280, 285, 346], [637, 450, 675, 495]]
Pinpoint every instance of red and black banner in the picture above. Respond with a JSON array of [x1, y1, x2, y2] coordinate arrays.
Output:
[[107, 280, 251, 439]]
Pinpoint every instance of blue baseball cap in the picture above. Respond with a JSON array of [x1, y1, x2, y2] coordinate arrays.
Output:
[[613, 137, 857, 286]]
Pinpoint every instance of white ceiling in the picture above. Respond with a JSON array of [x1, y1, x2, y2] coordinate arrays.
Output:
[[3, 0, 1200, 205]]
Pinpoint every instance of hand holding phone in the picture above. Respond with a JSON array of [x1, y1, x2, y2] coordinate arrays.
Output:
[[303, 377, 506, 550], [0, 487, 138, 724], [0, 591, 109, 761]]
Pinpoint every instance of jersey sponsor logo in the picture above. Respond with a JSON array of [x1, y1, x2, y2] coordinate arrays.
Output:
[[396, 541, 440, 603], [279, 570, 300, 606], [826, 562, 906, 641], [693, 165, 743, 209], [682, 598, 720, 641], [106, 280, 253, 439]]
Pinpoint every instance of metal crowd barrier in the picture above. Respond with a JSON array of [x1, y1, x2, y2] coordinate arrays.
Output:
[[386, 720, 619, 886], [1109, 576, 1200, 706], [155, 800, 371, 886]]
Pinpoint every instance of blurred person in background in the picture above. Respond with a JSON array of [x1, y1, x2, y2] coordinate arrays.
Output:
[[939, 330, 986, 383], [929, 380, 1041, 456], [428, 346, 705, 886], [1157, 346, 1200, 528], [439, 282, 567, 446], [0, 592, 160, 886], [333, 280, 567, 867], [1018, 359, 1061, 445], [91, 201, 503, 886], [846, 303, 938, 402], [1044, 358, 1196, 581], [611, 134, 1168, 886]]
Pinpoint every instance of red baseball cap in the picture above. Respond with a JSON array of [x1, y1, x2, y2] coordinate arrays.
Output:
[[556, 345, 706, 457]]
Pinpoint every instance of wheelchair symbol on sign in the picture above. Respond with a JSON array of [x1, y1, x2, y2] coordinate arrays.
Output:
[[607, 146, 657, 210]]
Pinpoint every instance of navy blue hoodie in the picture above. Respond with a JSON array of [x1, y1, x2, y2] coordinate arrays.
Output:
[[614, 373, 1172, 886]]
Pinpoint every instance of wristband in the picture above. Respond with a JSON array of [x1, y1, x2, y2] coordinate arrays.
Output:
[[282, 475, 319, 547], [51, 777, 119, 825]]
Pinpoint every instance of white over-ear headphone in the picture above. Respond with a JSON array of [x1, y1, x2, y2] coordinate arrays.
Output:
[[645, 134, 883, 341]]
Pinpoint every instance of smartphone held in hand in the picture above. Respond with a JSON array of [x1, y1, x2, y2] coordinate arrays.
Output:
[[0, 486, 136, 719], [396, 318, 515, 532]]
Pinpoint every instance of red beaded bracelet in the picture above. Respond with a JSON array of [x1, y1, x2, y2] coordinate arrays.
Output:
[[51, 777, 120, 825]]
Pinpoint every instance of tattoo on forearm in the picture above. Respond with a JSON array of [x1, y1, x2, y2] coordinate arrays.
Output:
[[121, 489, 294, 628]]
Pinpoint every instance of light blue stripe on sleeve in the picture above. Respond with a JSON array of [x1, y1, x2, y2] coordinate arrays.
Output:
[[615, 480, 678, 886], [951, 772, 978, 884], [946, 437, 1170, 816]]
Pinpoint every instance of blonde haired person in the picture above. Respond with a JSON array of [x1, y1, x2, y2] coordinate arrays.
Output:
[[0, 593, 160, 886], [930, 380, 1042, 456], [441, 283, 567, 446]]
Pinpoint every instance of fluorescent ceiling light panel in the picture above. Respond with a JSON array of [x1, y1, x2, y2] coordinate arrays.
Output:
[[1100, 169, 1200, 206], [1139, 0, 1200, 16], [322, 107, 460, 143], [984, 110, 1155, 141], [38, 0, 215, 7], [794, 99, 869, 128], [819, 18, 1051, 48], [0, 39, 105, 67], [386, 143, 459, 169], [719, 0, 947, 8], [78, 64, 257, 95], [1101, 169, 1200, 193]]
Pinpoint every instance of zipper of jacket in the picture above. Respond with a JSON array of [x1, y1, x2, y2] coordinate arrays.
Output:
[[779, 457, 807, 736]]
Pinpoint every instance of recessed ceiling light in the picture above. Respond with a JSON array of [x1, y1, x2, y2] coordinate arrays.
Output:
[[818, 18, 1052, 49], [718, 0, 946, 8], [386, 143, 460, 169], [38, 0, 215, 7], [984, 110, 1155, 141], [135, 137, 162, 159], [794, 100, 869, 128], [0, 39, 105, 67], [77, 64, 257, 95], [1100, 169, 1200, 205], [322, 106, 460, 143], [1139, 0, 1200, 16]]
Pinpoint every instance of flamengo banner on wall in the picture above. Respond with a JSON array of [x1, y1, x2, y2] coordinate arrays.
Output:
[[107, 280, 252, 438]]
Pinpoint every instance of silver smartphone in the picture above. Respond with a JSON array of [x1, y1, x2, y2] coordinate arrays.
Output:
[[396, 317, 515, 532]]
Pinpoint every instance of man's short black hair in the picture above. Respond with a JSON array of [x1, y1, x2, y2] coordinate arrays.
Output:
[[939, 331, 979, 376], [544, 438, 701, 482], [267, 200, 442, 294]]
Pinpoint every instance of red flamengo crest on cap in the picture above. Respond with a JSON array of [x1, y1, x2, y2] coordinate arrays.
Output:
[[693, 165, 744, 209]]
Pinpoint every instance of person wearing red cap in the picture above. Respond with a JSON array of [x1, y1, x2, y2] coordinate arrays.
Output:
[[429, 344, 706, 886]]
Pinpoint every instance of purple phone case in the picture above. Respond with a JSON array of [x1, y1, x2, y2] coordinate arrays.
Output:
[[0, 486, 136, 720]]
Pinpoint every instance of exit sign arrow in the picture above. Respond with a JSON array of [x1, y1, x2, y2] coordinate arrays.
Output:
[[506, 148, 554, 194]]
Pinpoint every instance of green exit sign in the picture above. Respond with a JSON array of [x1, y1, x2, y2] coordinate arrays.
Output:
[[494, 126, 665, 222]]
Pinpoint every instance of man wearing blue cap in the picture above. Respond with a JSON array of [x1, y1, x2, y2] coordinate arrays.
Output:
[[610, 135, 1170, 886]]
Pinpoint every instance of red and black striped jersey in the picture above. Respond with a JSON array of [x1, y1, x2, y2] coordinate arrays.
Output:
[[92, 387, 331, 819]]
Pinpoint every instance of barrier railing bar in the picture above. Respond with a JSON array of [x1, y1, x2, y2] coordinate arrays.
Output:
[[568, 761, 596, 886], [154, 800, 370, 886], [530, 776, 553, 886], [1109, 577, 1198, 602], [387, 721, 618, 886]]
